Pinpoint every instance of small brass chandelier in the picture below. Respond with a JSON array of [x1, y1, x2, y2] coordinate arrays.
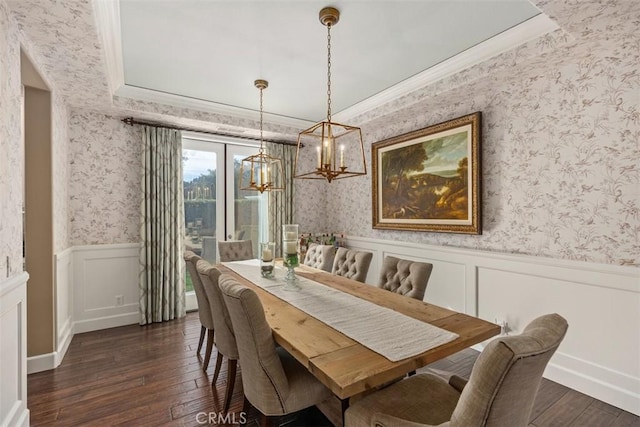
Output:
[[294, 6, 367, 183], [240, 79, 284, 193]]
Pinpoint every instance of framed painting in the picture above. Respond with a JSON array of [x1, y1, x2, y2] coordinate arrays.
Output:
[[372, 112, 482, 234]]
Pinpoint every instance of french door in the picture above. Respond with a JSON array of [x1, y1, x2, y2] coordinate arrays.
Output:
[[182, 135, 267, 308]]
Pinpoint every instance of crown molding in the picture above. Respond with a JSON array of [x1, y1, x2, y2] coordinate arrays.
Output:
[[93, 0, 125, 95], [332, 13, 559, 123], [95, 2, 556, 131], [115, 85, 314, 130]]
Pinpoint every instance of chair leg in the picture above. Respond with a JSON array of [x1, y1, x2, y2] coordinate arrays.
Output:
[[197, 325, 206, 355], [212, 353, 223, 385], [242, 395, 251, 415], [203, 328, 214, 371], [223, 359, 238, 413], [260, 415, 277, 427]]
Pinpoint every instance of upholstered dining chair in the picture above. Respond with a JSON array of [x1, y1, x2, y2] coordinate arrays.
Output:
[[219, 274, 333, 426], [218, 240, 254, 262], [196, 261, 239, 413], [377, 256, 433, 301], [331, 247, 373, 283], [345, 313, 569, 427], [303, 243, 336, 272], [183, 251, 215, 371]]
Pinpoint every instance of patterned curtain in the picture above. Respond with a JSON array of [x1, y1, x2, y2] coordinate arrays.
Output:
[[139, 126, 186, 325], [265, 142, 296, 257]]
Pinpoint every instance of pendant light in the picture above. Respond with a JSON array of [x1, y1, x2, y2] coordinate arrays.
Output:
[[294, 6, 367, 183], [240, 79, 284, 193]]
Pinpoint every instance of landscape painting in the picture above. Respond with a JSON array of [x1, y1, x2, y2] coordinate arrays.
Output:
[[372, 112, 481, 234]]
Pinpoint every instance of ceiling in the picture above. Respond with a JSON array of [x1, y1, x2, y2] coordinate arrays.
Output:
[[104, 1, 555, 129]]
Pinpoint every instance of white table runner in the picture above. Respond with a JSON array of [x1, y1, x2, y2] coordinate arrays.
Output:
[[223, 260, 458, 362]]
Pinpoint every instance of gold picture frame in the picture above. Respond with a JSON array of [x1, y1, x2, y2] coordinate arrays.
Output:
[[372, 112, 482, 234]]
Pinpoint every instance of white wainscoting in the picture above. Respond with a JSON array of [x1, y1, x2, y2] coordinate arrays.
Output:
[[0, 272, 30, 427], [55, 247, 73, 366], [72, 243, 140, 333], [346, 235, 640, 416]]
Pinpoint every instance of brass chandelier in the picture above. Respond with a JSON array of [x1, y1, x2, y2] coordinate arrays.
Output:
[[294, 7, 367, 183], [240, 79, 284, 193]]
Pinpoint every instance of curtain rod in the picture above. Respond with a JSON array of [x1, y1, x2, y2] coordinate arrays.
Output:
[[121, 117, 299, 147]]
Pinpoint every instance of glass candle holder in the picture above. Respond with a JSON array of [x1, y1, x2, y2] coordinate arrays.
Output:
[[260, 242, 275, 278], [282, 224, 300, 290]]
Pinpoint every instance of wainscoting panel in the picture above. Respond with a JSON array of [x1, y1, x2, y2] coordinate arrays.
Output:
[[345, 235, 640, 415], [0, 272, 29, 427], [73, 243, 140, 333]]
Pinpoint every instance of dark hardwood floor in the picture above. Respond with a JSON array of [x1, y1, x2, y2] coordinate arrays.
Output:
[[28, 312, 639, 426]]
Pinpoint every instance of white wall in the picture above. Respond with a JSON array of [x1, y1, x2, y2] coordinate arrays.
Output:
[[347, 235, 640, 416], [0, 273, 29, 427]]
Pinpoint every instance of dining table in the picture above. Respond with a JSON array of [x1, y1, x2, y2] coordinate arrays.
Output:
[[217, 260, 500, 426]]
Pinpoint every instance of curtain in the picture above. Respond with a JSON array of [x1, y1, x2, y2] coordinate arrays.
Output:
[[139, 126, 186, 325], [265, 142, 296, 257]]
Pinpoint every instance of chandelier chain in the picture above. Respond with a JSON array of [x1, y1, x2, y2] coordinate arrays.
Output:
[[259, 86, 264, 153], [326, 24, 332, 122]]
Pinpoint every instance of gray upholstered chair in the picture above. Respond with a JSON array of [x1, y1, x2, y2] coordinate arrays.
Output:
[[303, 243, 336, 272], [184, 251, 215, 371], [331, 247, 373, 283], [200, 236, 217, 263], [218, 240, 254, 262], [345, 313, 569, 427], [219, 274, 333, 426], [377, 256, 433, 301], [196, 261, 239, 413]]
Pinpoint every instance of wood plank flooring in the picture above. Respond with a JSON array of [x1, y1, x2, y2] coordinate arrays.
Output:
[[28, 312, 639, 426]]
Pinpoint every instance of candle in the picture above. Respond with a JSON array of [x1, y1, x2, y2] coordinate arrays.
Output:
[[323, 139, 329, 165], [340, 144, 345, 167], [316, 146, 321, 169], [284, 241, 297, 254], [285, 231, 297, 240], [326, 138, 332, 165], [262, 248, 273, 261]]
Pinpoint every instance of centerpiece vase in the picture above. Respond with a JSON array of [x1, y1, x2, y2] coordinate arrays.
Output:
[[282, 224, 300, 291]]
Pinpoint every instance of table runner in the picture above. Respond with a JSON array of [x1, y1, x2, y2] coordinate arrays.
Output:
[[223, 260, 458, 362]]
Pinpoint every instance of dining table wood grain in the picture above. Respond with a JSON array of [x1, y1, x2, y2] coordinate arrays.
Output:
[[216, 262, 500, 401]]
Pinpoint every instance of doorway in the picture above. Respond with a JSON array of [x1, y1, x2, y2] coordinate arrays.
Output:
[[182, 135, 266, 308]]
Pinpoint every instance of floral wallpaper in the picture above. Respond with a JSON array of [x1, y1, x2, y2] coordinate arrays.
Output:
[[3, 0, 638, 268], [295, 0, 640, 266], [69, 111, 142, 245], [0, 0, 23, 279], [7, 0, 111, 109]]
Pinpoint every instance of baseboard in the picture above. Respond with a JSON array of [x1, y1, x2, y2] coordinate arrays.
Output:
[[27, 351, 56, 374], [2, 403, 29, 427], [55, 317, 73, 367], [73, 311, 139, 334], [546, 352, 640, 416]]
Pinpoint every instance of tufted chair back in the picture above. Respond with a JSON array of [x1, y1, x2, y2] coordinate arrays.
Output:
[[331, 247, 373, 283], [184, 251, 214, 330], [219, 274, 332, 417], [196, 261, 238, 359], [303, 244, 336, 272], [345, 314, 568, 427], [219, 275, 291, 413], [450, 314, 568, 426], [218, 240, 254, 262], [377, 256, 433, 301]]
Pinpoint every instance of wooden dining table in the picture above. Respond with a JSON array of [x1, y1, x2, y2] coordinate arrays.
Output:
[[217, 262, 500, 425]]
